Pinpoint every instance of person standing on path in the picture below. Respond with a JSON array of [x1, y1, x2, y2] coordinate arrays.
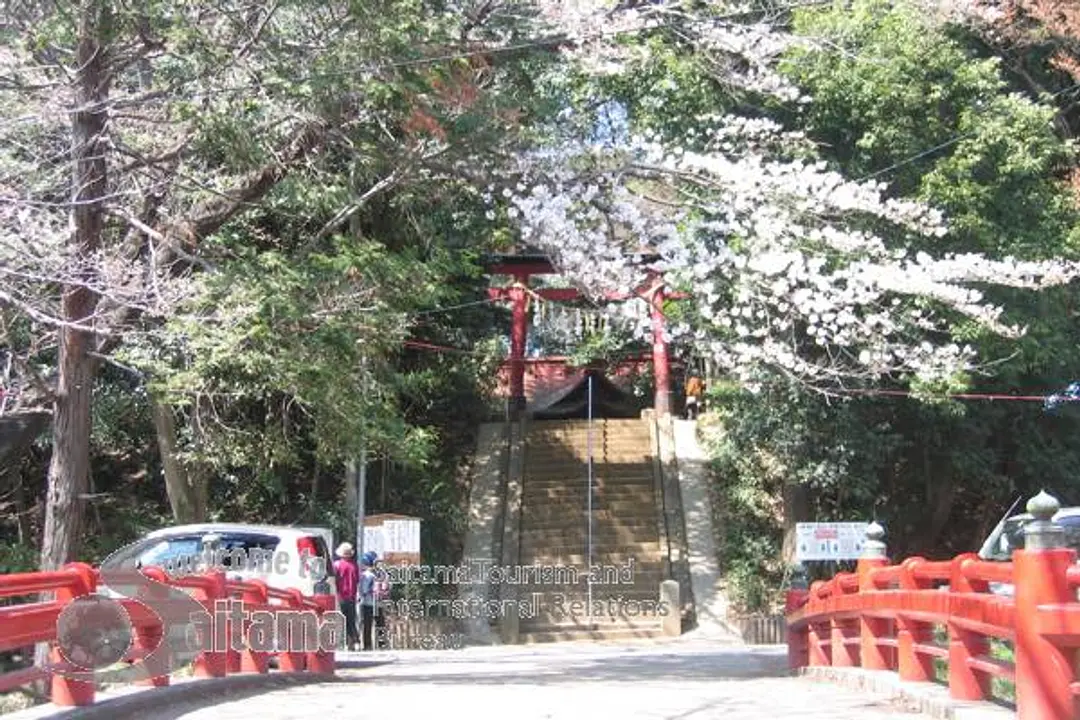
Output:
[[373, 557, 392, 649], [359, 551, 378, 651], [333, 543, 360, 651], [684, 374, 704, 420]]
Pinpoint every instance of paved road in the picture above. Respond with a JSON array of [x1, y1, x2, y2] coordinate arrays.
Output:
[[133, 641, 926, 719]]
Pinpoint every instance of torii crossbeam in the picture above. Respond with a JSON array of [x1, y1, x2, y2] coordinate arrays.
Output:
[[484, 253, 685, 417]]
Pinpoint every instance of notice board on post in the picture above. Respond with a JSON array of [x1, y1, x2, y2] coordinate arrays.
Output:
[[795, 522, 869, 562], [362, 513, 421, 565]]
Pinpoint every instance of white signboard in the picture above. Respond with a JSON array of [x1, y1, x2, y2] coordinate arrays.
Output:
[[362, 525, 385, 558], [382, 519, 421, 554], [795, 522, 870, 562]]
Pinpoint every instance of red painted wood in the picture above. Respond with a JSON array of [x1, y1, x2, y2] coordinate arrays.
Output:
[[786, 541, 1080, 719], [0, 563, 331, 707]]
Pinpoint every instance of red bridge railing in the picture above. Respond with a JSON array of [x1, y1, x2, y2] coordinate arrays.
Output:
[[0, 563, 338, 707], [786, 490, 1079, 719]]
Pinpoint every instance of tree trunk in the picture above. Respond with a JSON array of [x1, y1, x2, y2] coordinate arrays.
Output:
[[781, 481, 810, 566], [39, 0, 112, 572], [148, 394, 208, 522]]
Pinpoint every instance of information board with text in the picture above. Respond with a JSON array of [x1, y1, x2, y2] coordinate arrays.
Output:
[[795, 522, 870, 562]]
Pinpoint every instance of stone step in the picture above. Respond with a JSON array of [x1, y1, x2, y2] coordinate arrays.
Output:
[[520, 524, 659, 538], [522, 442, 648, 453], [527, 428, 649, 438], [522, 453, 648, 464], [521, 508, 654, 522], [505, 558, 664, 572], [520, 474, 652, 487], [509, 561, 665, 575], [522, 487, 655, 498], [522, 499, 655, 510], [527, 428, 648, 436], [522, 500, 658, 514], [528, 434, 650, 441], [522, 518, 657, 532], [520, 547, 661, 560], [515, 585, 667, 599], [520, 541, 662, 556]]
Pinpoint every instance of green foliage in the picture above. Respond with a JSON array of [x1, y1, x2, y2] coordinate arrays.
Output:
[[694, 0, 1080, 612], [782, 0, 1080, 260]]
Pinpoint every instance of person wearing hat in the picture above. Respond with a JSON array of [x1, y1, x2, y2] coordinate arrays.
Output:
[[333, 543, 360, 651], [358, 551, 378, 651]]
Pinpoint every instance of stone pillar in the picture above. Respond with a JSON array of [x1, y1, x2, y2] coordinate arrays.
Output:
[[509, 274, 529, 415], [648, 284, 672, 417], [660, 580, 680, 636]]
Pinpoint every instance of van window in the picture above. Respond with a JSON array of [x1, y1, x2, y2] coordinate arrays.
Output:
[[993, 515, 1080, 559], [133, 533, 281, 573]]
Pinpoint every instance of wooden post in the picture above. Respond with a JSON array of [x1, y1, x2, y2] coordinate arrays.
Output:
[[1014, 491, 1077, 720], [509, 273, 529, 415], [947, 553, 990, 701], [50, 563, 98, 706], [240, 582, 270, 674], [192, 572, 228, 678], [808, 619, 830, 666], [277, 590, 307, 672], [648, 282, 672, 417], [896, 557, 934, 682], [306, 594, 336, 675]]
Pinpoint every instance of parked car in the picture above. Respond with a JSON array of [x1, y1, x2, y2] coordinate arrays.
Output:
[[977, 506, 1080, 595], [99, 523, 337, 598]]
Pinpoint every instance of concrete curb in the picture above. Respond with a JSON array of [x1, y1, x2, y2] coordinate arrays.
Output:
[[4, 660, 391, 720], [799, 667, 1014, 719]]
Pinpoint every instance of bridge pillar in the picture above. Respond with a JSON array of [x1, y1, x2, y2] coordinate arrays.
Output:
[[947, 552, 990, 701], [1014, 490, 1077, 720], [306, 594, 336, 675], [857, 522, 891, 671], [50, 563, 98, 706], [896, 557, 934, 682], [648, 283, 672, 417], [192, 572, 228, 679]]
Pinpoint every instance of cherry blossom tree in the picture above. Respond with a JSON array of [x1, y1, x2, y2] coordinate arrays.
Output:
[[498, 0, 1080, 390]]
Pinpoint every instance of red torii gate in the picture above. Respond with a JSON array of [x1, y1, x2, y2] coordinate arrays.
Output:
[[485, 254, 682, 417]]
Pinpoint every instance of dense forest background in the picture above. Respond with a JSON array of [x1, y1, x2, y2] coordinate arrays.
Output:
[[5, 0, 1080, 621]]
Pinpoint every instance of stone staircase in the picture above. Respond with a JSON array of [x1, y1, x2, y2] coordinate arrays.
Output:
[[516, 418, 668, 643]]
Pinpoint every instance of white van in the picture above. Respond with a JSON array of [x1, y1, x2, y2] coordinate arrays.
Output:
[[99, 523, 337, 598], [977, 507, 1080, 595]]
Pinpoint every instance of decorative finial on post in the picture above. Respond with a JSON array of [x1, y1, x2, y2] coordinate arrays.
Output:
[[1024, 489, 1064, 550], [862, 520, 887, 559]]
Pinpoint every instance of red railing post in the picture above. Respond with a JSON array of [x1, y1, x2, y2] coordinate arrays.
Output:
[[785, 567, 809, 669], [896, 557, 934, 682], [857, 522, 891, 671], [192, 571, 228, 679], [50, 563, 98, 707], [132, 622, 168, 688], [306, 594, 336, 675], [276, 590, 308, 672], [240, 582, 270, 674], [1014, 491, 1078, 720], [947, 552, 990, 701], [806, 581, 830, 667]]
